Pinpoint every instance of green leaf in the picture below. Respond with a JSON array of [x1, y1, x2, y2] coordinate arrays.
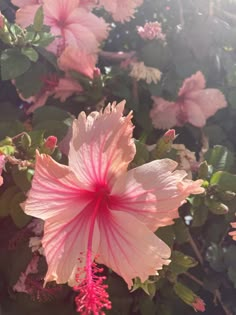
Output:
[[33, 6, 44, 32], [173, 219, 190, 244], [36, 46, 58, 68], [210, 171, 236, 193], [191, 207, 208, 227], [14, 62, 47, 98], [21, 47, 39, 62], [206, 199, 229, 215], [204, 145, 234, 172], [170, 251, 198, 275], [0, 186, 20, 217], [34, 120, 69, 142], [11, 166, 32, 193], [155, 225, 175, 247], [139, 295, 157, 315], [0, 121, 25, 140], [0, 144, 15, 155], [10, 192, 31, 228], [0, 49, 31, 80], [205, 243, 226, 272], [0, 102, 22, 121], [32, 106, 71, 125]]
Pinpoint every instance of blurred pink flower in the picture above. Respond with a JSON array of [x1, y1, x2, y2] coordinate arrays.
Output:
[[0, 154, 5, 186], [54, 77, 83, 101], [13, 256, 39, 294], [0, 11, 5, 29], [99, 0, 143, 22], [150, 71, 227, 129], [14, 0, 108, 55], [22, 101, 203, 311], [58, 46, 97, 79], [19, 74, 83, 113], [137, 21, 165, 41]]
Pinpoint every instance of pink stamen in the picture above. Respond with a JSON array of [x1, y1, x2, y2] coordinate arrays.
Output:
[[73, 195, 111, 315]]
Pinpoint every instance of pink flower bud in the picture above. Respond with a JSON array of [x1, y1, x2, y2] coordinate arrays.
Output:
[[44, 136, 57, 150], [163, 129, 176, 143], [93, 67, 101, 78], [192, 297, 206, 312]]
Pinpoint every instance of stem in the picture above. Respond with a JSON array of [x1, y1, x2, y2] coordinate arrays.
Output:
[[99, 50, 136, 60], [11, 131, 28, 141], [188, 233, 204, 265]]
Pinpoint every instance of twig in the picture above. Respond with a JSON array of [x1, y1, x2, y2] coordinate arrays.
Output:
[[99, 51, 136, 60], [215, 290, 233, 315], [188, 233, 204, 265]]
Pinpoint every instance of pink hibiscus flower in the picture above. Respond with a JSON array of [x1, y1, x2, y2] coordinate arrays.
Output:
[[22, 101, 203, 312], [13, 0, 108, 55], [0, 154, 5, 186], [150, 71, 227, 129], [58, 46, 97, 79], [99, 0, 143, 22]]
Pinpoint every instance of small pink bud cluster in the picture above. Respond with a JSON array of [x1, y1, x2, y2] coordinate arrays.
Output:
[[137, 22, 165, 41]]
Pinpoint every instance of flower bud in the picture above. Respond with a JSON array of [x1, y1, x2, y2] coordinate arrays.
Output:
[[192, 297, 206, 312], [163, 129, 176, 143], [44, 136, 57, 151]]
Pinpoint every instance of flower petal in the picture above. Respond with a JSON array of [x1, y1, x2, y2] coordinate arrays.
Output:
[[15, 4, 41, 28], [42, 202, 100, 285], [68, 101, 135, 187], [111, 159, 204, 231], [97, 211, 170, 288], [178, 71, 205, 96], [187, 89, 227, 120], [23, 152, 89, 221], [184, 99, 207, 128], [150, 97, 179, 129], [58, 46, 97, 79]]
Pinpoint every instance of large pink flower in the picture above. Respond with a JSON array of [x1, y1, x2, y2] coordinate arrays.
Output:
[[14, 0, 108, 55], [23, 101, 203, 311], [99, 0, 143, 22], [150, 71, 227, 129]]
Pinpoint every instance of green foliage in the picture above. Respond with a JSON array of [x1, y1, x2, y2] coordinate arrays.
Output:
[[1, 48, 31, 80]]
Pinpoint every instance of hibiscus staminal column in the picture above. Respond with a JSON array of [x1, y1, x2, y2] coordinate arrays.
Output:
[[74, 196, 111, 315]]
